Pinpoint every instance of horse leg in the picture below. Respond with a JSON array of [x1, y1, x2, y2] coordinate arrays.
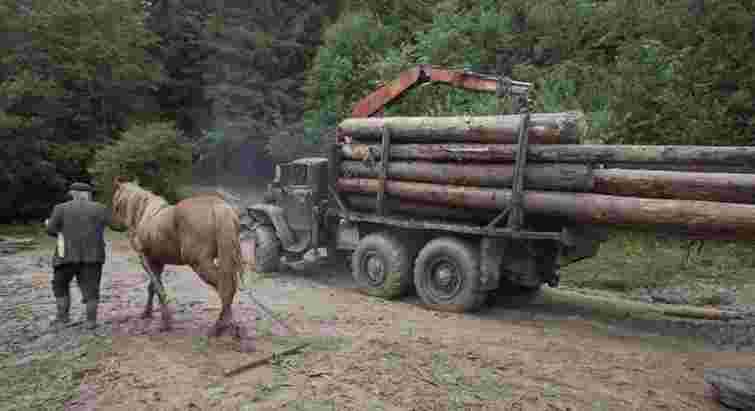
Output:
[[193, 259, 236, 338], [140, 256, 171, 330], [142, 281, 155, 318], [141, 263, 165, 319]]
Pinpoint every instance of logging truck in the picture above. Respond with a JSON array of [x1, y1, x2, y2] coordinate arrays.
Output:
[[246, 65, 755, 313], [246, 66, 607, 312]]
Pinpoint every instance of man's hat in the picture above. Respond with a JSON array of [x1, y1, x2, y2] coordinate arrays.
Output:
[[70, 182, 94, 192]]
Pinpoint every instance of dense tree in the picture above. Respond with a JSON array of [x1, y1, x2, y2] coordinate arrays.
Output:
[[302, 0, 754, 148], [0, 0, 163, 221]]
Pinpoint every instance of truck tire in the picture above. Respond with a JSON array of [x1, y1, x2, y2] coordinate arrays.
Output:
[[253, 225, 280, 273], [352, 232, 412, 299], [414, 237, 487, 313]]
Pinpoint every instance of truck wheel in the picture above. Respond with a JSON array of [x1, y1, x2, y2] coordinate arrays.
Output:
[[253, 225, 281, 273], [414, 237, 487, 313], [352, 232, 412, 299]]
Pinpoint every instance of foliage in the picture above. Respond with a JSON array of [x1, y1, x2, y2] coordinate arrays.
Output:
[[90, 121, 192, 204], [302, 0, 754, 147], [561, 229, 755, 298], [0, 0, 163, 222], [0, 336, 110, 411]]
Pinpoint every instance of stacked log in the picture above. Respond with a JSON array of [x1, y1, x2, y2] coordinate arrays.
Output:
[[334, 112, 755, 239]]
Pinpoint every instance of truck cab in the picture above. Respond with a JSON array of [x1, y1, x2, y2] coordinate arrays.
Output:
[[247, 157, 331, 271]]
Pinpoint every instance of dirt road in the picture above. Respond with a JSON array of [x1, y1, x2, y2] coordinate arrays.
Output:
[[2, 233, 754, 411]]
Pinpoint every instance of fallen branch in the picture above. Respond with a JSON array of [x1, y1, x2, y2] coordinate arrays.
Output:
[[224, 343, 309, 378]]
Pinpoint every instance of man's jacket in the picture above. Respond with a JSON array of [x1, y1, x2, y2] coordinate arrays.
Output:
[[46, 199, 110, 267]]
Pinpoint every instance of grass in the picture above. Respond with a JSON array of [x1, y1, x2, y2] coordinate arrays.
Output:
[[0, 335, 111, 411], [560, 230, 755, 305], [0, 224, 127, 256], [240, 271, 277, 289], [383, 351, 402, 369], [242, 332, 350, 405], [285, 400, 337, 411], [585, 320, 711, 352], [429, 353, 512, 409]]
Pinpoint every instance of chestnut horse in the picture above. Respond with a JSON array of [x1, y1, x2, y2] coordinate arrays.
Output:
[[111, 177, 243, 336]]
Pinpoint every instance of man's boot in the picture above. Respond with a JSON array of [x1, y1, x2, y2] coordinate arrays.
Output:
[[85, 300, 98, 330], [51, 296, 70, 330]]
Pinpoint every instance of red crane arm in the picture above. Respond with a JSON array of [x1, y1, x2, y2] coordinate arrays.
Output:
[[350, 65, 510, 118]]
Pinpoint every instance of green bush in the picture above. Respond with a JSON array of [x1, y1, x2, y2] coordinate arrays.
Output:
[[89, 121, 192, 204]]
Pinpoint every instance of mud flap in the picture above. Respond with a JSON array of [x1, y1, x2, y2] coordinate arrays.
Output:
[[479, 237, 504, 292]]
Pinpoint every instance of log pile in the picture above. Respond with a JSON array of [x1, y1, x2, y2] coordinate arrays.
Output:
[[335, 112, 755, 239]]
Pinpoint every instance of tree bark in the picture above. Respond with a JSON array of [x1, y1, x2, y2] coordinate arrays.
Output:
[[345, 194, 497, 222], [336, 178, 755, 238], [337, 112, 583, 144], [601, 163, 755, 174], [592, 169, 755, 204], [341, 161, 594, 191], [342, 143, 755, 167], [342, 161, 755, 203]]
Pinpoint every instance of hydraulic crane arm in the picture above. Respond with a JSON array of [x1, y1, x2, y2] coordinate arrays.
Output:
[[350, 64, 531, 118]]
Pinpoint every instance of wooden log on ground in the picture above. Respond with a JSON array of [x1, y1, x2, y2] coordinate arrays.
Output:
[[342, 161, 594, 191], [336, 178, 755, 238], [224, 343, 309, 377], [342, 143, 755, 167], [338, 112, 583, 144], [704, 368, 755, 411], [540, 287, 741, 321]]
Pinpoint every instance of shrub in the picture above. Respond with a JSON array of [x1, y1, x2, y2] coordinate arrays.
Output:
[[89, 121, 192, 204]]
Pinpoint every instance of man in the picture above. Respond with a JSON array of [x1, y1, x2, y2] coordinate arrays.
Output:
[[45, 182, 110, 330]]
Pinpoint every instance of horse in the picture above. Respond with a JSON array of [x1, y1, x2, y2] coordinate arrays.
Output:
[[110, 177, 244, 336]]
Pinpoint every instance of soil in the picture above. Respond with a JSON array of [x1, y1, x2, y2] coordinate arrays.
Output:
[[3, 234, 755, 411]]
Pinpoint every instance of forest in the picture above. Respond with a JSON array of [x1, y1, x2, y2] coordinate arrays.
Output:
[[0, 0, 753, 222]]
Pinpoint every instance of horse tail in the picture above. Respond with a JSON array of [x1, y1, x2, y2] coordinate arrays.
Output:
[[214, 202, 243, 304]]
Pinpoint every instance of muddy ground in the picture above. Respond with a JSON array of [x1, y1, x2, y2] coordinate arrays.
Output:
[[2, 227, 755, 411]]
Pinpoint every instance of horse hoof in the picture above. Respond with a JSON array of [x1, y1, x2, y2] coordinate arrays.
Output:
[[141, 310, 153, 319]]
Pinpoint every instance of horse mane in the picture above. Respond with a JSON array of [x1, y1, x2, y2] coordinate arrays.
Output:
[[113, 182, 170, 228]]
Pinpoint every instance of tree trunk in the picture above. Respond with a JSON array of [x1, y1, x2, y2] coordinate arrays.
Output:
[[345, 194, 497, 222], [341, 161, 594, 191], [592, 169, 755, 204], [337, 112, 583, 144], [341, 161, 755, 203], [601, 163, 755, 174], [336, 178, 755, 238], [341, 143, 755, 167]]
